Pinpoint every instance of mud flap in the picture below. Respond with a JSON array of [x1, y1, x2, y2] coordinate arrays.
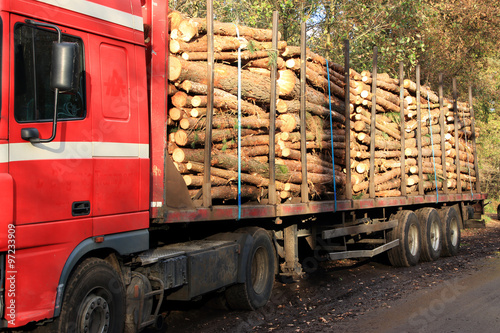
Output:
[[165, 155, 194, 209]]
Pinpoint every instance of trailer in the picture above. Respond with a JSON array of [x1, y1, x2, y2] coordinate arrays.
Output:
[[0, 0, 486, 332]]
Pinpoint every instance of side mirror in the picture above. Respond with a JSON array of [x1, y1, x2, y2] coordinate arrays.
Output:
[[21, 128, 41, 143], [51, 42, 81, 93]]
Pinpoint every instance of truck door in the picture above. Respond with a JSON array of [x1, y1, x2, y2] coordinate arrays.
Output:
[[89, 34, 149, 235], [9, 18, 92, 226], [7, 17, 95, 323]]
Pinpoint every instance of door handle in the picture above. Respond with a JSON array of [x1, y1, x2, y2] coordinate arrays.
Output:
[[72, 201, 90, 216]]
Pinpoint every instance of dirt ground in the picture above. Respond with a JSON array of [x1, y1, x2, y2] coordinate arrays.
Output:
[[161, 214, 500, 333]]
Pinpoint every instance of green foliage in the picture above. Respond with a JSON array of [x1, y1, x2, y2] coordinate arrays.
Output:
[[277, 164, 289, 174], [170, 0, 500, 117], [477, 114, 500, 198]]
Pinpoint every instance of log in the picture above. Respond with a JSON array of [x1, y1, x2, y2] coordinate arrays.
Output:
[[181, 114, 296, 133], [405, 147, 443, 158], [404, 80, 439, 103], [352, 168, 401, 193], [181, 50, 269, 62], [354, 114, 400, 140], [276, 99, 345, 122], [188, 185, 263, 201], [183, 174, 228, 187], [282, 46, 326, 65], [171, 34, 246, 54], [179, 80, 267, 117], [169, 107, 189, 122], [171, 57, 274, 103], [168, 10, 187, 32], [247, 57, 286, 70], [173, 148, 297, 183], [376, 190, 402, 197], [178, 18, 277, 42], [360, 90, 400, 113], [188, 161, 301, 193], [174, 128, 266, 147]]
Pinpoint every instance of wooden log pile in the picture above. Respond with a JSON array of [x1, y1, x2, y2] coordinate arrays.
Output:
[[346, 70, 478, 197], [166, 11, 479, 204]]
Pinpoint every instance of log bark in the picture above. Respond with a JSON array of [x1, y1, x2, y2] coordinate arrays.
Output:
[[188, 161, 301, 192], [174, 128, 266, 147], [180, 18, 278, 42], [188, 185, 262, 201], [277, 99, 345, 121], [171, 57, 274, 103], [181, 50, 269, 62], [179, 80, 267, 117]]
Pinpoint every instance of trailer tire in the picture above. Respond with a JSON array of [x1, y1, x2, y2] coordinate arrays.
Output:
[[439, 207, 461, 256], [52, 258, 126, 333], [387, 210, 420, 267], [225, 228, 275, 310], [416, 208, 442, 261]]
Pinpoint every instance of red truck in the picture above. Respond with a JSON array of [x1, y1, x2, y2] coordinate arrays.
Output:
[[0, 0, 486, 332]]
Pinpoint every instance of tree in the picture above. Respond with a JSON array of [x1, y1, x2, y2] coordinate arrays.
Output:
[[477, 114, 500, 199]]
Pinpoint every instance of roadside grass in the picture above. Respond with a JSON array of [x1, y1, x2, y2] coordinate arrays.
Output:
[[484, 200, 498, 214]]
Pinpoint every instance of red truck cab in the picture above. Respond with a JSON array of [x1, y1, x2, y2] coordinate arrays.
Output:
[[0, 0, 151, 327]]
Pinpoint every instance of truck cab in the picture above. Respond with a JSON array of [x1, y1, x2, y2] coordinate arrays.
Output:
[[0, 0, 150, 328]]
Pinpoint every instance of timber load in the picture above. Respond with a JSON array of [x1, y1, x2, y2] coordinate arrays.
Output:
[[166, 11, 479, 204]]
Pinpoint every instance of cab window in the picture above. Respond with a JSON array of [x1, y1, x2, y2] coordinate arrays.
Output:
[[14, 23, 85, 122]]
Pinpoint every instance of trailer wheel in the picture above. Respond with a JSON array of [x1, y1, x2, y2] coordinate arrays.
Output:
[[55, 258, 126, 333], [387, 210, 420, 267], [416, 208, 442, 261], [225, 228, 275, 310], [439, 207, 461, 256]]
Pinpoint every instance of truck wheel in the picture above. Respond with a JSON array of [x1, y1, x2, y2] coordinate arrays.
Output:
[[439, 207, 461, 256], [387, 210, 420, 267], [416, 208, 442, 261], [56, 258, 126, 333], [225, 228, 275, 310]]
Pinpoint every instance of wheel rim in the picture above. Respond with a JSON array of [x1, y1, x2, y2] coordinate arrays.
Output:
[[79, 294, 110, 333], [251, 246, 269, 295], [450, 218, 459, 247], [408, 223, 419, 256], [430, 219, 441, 251]]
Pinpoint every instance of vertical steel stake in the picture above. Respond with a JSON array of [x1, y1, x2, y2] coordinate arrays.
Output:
[[268, 11, 279, 205], [416, 65, 424, 196], [369, 47, 378, 199], [399, 62, 406, 197], [344, 39, 352, 200], [203, 0, 214, 207], [300, 22, 308, 203]]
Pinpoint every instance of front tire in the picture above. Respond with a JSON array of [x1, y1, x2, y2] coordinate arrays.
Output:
[[54, 258, 126, 333], [225, 228, 275, 310], [387, 210, 421, 267]]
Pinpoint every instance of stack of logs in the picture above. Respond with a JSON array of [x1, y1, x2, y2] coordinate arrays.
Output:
[[348, 72, 477, 197], [166, 11, 478, 203]]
